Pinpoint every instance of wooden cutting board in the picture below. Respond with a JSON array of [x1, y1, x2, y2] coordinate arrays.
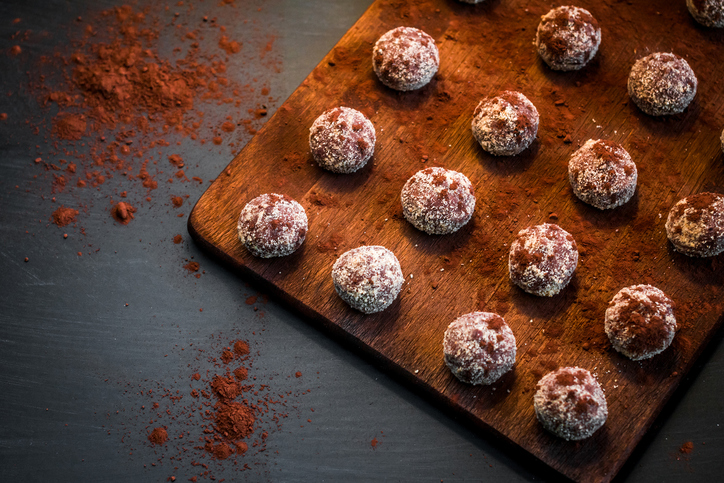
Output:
[[188, 1, 724, 481]]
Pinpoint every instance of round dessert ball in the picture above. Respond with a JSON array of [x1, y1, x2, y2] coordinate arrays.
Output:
[[687, 0, 724, 28], [443, 312, 516, 385], [472, 91, 539, 156], [568, 139, 638, 210], [309, 107, 376, 174], [628, 52, 698, 116], [535, 6, 601, 71], [237, 193, 308, 258], [534, 367, 608, 441], [665, 192, 724, 257], [401, 167, 476, 235], [372, 26, 439, 91], [509, 224, 578, 297], [332, 246, 404, 314], [605, 285, 677, 361]]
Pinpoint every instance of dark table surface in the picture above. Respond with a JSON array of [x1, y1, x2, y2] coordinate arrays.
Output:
[[1, 1, 722, 482]]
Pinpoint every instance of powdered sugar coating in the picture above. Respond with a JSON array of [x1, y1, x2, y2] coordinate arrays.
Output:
[[535, 6, 601, 71], [237, 193, 308, 258], [332, 246, 404, 314], [628, 52, 698, 116], [568, 139, 637, 210], [534, 367, 608, 441], [372, 27, 439, 91], [605, 285, 676, 361], [443, 312, 516, 385], [665, 192, 724, 257], [509, 224, 578, 297], [687, 0, 724, 28], [309, 107, 376, 173], [401, 167, 476, 235], [472, 91, 539, 156]]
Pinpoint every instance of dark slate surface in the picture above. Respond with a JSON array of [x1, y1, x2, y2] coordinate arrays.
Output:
[[0, 1, 722, 481]]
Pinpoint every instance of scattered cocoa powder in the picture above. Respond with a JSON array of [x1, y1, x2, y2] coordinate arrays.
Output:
[[18, 1, 280, 236]]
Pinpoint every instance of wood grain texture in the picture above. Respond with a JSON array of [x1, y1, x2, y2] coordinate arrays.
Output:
[[188, 1, 724, 481]]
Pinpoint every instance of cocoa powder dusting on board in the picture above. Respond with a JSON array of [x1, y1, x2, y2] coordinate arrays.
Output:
[[18, 1, 280, 241], [104, 333, 311, 481]]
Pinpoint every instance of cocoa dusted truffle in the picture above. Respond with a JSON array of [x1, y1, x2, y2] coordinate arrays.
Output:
[[665, 192, 724, 257], [628, 52, 697, 116], [605, 285, 677, 361], [372, 27, 439, 91], [472, 91, 539, 156], [443, 312, 516, 385], [534, 367, 608, 441], [309, 107, 376, 173], [401, 167, 476, 235], [509, 224, 578, 297], [332, 246, 404, 314], [237, 193, 308, 258], [568, 139, 637, 210], [535, 6, 601, 71], [687, 0, 724, 28]]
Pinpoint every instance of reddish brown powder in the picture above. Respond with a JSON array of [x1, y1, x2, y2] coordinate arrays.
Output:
[[51, 206, 79, 227], [680, 441, 694, 454], [233, 340, 250, 356], [111, 202, 136, 224], [148, 427, 168, 445], [172, 234, 183, 244]]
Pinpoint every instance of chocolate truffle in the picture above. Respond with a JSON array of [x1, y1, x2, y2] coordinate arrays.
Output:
[[535, 6, 601, 71], [568, 139, 637, 210], [372, 27, 439, 91], [472, 91, 539, 156], [401, 167, 476, 235], [309, 107, 376, 173], [332, 246, 404, 314], [628, 52, 697, 116], [443, 312, 516, 385], [687, 0, 724, 28], [605, 285, 676, 361], [534, 367, 608, 441], [237, 193, 308, 258], [509, 224, 578, 297], [665, 192, 724, 257]]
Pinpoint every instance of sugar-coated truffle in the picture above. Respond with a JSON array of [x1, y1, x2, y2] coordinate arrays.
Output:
[[568, 139, 637, 210], [605, 285, 676, 361], [687, 0, 724, 28], [509, 224, 578, 297], [332, 246, 404, 314], [628, 52, 697, 116], [534, 367, 608, 441], [372, 27, 439, 91], [401, 167, 476, 235], [309, 107, 376, 173], [237, 193, 308, 258], [443, 312, 516, 385], [472, 91, 539, 156], [536, 6, 601, 71], [665, 192, 724, 257]]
